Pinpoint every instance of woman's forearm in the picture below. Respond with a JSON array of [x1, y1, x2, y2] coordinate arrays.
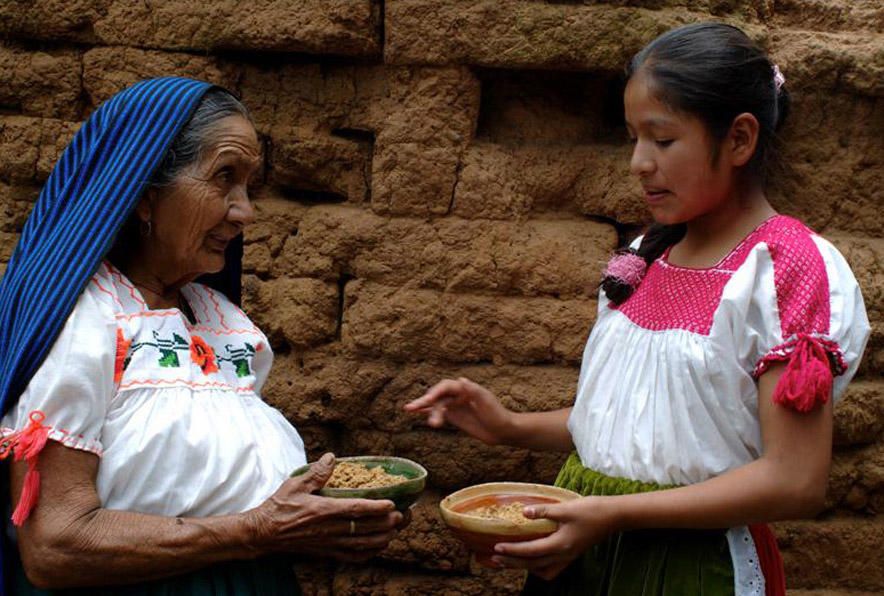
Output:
[[12, 443, 259, 589], [15, 445, 400, 590], [503, 407, 574, 452], [26, 506, 257, 589]]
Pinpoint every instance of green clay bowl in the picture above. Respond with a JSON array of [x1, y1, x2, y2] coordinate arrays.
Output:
[[291, 455, 427, 511]]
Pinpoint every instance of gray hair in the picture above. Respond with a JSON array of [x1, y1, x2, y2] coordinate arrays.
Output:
[[150, 88, 252, 187]]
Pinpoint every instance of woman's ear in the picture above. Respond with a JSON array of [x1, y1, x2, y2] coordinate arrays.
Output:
[[728, 112, 760, 167], [135, 190, 155, 223]]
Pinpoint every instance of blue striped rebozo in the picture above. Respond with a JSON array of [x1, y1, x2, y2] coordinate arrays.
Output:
[[0, 77, 212, 419], [0, 75, 213, 595]]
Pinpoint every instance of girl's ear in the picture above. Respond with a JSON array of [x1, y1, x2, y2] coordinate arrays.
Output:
[[727, 112, 760, 168]]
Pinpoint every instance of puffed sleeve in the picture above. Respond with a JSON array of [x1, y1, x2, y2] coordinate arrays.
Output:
[[0, 276, 117, 523], [747, 232, 870, 411]]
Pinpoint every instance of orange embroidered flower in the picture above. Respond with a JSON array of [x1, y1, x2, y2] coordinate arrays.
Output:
[[114, 328, 132, 383], [190, 335, 218, 374]]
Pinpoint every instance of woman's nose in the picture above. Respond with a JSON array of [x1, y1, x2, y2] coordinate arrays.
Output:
[[228, 188, 255, 226], [629, 142, 656, 177]]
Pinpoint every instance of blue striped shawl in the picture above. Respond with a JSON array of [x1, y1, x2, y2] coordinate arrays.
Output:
[[0, 77, 215, 417], [0, 77, 217, 593]]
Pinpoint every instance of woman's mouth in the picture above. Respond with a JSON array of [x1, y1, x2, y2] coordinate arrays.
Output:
[[206, 235, 230, 252], [644, 189, 670, 204]]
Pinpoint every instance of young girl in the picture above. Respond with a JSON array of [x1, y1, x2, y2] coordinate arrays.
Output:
[[406, 22, 870, 596]]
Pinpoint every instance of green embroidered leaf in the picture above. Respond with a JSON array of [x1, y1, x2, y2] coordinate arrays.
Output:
[[234, 359, 251, 378], [158, 350, 180, 368], [173, 333, 189, 347]]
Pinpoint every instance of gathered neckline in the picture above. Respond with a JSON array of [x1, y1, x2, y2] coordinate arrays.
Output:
[[659, 214, 782, 272]]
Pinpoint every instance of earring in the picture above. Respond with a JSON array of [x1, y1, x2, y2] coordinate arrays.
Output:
[[140, 219, 152, 237]]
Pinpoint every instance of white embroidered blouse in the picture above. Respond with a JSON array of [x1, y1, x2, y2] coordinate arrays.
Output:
[[1, 262, 307, 517], [567, 215, 870, 596]]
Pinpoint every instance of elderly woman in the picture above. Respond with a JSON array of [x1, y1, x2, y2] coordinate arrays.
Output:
[[0, 78, 401, 595]]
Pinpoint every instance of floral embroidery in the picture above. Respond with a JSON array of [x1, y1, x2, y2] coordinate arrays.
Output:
[[190, 336, 219, 375], [114, 328, 132, 383], [219, 343, 257, 378], [116, 330, 258, 381]]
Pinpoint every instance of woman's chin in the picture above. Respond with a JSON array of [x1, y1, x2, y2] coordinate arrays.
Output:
[[199, 253, 227, 275]]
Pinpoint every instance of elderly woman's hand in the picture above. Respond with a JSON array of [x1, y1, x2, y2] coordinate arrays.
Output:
[[244, 453, 405, 562]]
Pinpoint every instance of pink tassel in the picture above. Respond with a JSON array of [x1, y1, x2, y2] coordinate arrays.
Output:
[[772, 336, 833, 413], [0, 411, 50, 526], [603, 252, 647, 288], [12, 467, 40, 526]]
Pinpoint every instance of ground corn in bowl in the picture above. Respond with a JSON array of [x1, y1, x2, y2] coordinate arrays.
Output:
[[326, 461, 408, 489], [292, 456, 427, 511], [440, 482, 581, 567]]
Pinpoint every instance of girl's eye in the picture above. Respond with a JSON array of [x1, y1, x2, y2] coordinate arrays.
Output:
[[655, 139, 674, 148]]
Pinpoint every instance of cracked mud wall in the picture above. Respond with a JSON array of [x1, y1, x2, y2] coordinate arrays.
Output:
[[1, 1, 882, 593]]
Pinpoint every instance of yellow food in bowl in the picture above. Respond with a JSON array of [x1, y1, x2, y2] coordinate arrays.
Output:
[[466, 502, 531, 524], [326, 461, 407, 489]]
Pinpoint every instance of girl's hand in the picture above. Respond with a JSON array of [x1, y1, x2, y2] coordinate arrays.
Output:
[[491, 497, 619, 581], [403, 377, 515, 445], [244, 453, 403, 562]]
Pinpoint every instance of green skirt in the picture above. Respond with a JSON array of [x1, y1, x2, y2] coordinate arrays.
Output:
[[522, 453, 734, 596], [10, 550, 301, 596]]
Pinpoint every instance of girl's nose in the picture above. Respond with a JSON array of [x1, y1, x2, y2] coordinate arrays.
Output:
[[630, 142, 656, 177]]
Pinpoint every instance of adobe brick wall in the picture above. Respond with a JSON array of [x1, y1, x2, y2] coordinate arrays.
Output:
[[1, 1, 881, 593]]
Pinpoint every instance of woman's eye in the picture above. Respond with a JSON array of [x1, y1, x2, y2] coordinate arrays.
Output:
[[215, 167, 234, 182], [655, 139, 674, 148]]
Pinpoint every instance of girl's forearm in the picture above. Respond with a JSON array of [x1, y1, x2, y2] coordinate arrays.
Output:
[[606, 455, 827, 533], [599, 365, 830, 533], [503, 408, 574, 452]]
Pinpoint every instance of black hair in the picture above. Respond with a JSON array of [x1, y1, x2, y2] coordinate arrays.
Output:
[[107, 88, 251, 269], [602, 22, 790, 305]]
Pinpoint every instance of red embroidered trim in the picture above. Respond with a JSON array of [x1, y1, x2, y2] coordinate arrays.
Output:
[[205, 287, 231, 330], [1, 427, 102, 456], [107, 263, 148, 309], [753, 334, 845, 379], [91, 275, 125, 311], [118, 378, 255, 392]]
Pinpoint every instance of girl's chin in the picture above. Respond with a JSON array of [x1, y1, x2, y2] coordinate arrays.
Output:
[[647, 208, 686, 227]]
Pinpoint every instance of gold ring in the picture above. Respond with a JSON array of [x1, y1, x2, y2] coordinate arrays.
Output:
[[349, 520, 356, 535]]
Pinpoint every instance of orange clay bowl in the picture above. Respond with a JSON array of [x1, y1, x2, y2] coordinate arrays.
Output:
[[439, 482, 581, 567]]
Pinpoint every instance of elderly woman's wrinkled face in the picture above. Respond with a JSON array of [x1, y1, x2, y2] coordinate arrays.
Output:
[[141, 115, 260, 280]]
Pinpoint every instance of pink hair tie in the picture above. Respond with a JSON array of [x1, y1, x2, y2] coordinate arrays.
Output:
[[603, 252, 647, 289]]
